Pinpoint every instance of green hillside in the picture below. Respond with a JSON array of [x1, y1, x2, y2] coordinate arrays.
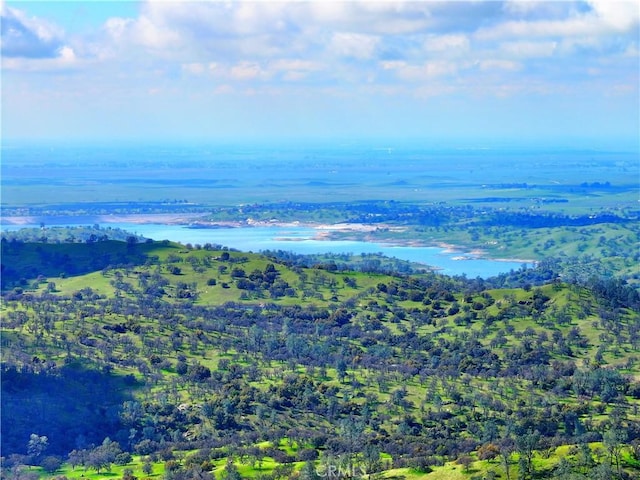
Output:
[[1, 239, 639, 480]]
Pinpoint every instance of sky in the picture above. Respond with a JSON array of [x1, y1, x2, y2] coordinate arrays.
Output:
[[1, 0, 639, 145]]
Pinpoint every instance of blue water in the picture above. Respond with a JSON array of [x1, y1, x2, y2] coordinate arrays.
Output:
[[1, 220, 531, 278], [4, 141, 631, 278]]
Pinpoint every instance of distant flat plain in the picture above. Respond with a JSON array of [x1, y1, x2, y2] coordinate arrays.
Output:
[[1, 142, 637, 210]]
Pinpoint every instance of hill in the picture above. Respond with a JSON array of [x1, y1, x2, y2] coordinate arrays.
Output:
[[1, 239, 639, 480]]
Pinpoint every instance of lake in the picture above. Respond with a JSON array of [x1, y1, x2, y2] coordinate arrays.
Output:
[[1, 218, 532, 278]]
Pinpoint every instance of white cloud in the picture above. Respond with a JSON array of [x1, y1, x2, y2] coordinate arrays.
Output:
[[104, 10, 181, 51], [423, 34, 470, 53], [230, 61, 269, 81], [3, 0, 638, 107], [500, 40, 558, 58], [381, 60, 405, 70], [99, 1, 433, 65], [270, 59, 323, 81], [478, 59, 522, 72], [478, 0, 639, 40], [180, 58, 322, 83], [2, 44, 79, 72], [329, 32, 380, 60], [1, 4, 65, 58], [104, 17, 132, 41], [381, 60, 459, 81], [588, 0, 640, 32], [306, 2, 431, 35], [64, 0, 638, 92], [133, 15, 177, 49], [58, 45, 76, 61], [270, 59, 319, 72], [501, 1, 582, 19]]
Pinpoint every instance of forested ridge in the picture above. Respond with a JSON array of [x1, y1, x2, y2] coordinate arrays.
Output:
[[1, 238, 639, 480]]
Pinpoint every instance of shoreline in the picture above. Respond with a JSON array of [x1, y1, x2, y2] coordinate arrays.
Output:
[[1, 214, 538, 265]]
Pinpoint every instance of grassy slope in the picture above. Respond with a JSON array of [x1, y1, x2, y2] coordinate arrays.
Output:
[[1, 240, 639, 479]]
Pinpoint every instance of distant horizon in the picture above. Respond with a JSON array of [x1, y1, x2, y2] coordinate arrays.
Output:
[[2, 135, 638, 152]]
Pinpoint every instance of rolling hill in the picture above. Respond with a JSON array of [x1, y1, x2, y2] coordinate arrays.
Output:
[[1, 238, 639, 480]]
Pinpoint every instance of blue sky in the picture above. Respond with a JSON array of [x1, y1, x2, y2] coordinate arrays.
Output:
[[1, 1, 638, 145]]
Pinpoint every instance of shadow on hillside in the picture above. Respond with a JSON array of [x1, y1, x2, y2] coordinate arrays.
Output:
[[0, 240, 156, 290], [1, 363, 133, 456]]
